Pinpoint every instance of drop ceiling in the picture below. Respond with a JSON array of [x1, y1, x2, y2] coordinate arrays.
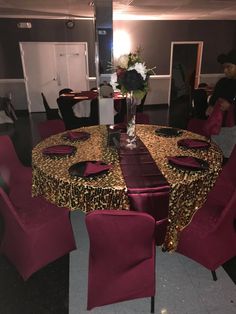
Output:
[[0, 0, 235, 20]]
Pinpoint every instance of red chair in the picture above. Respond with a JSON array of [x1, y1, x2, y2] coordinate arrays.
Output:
[[176, 145, 236, 280], [187, 118, 208, 137], [0, 187, 76, 280], [0, 135, 76, 280], [85, 210, 156, 312], [0, 135, 32, 189], [37, 119, 65, 140], [187, 100, 235, 137]]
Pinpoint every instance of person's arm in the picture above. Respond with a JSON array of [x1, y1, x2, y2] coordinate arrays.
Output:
[[205, 78, 225, 116]]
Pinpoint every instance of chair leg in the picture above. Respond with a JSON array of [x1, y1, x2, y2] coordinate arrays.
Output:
[[151, 296, 155, 313], [211, 270, 217, 281]]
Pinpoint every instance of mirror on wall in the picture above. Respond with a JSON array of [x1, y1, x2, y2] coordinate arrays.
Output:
[[168, 42, 203, 129]]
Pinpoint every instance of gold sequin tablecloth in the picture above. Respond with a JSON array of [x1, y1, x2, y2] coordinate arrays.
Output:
[[32, 125, 223, 251]]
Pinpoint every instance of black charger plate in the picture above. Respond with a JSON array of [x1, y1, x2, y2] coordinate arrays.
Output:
[[69, 161, 109, 178], [155, 127, 183, 137]]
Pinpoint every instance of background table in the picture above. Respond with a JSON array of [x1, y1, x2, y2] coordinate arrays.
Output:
[[32, 125, 223, 250]]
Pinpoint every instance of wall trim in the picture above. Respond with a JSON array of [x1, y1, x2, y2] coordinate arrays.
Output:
[[200, 73, 224, 78], [150, 75, 170, 79], [0, 78, 25, 83]]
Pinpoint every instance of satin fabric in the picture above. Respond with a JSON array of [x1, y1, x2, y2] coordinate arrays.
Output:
[[119, 135, 170, 221], [204, 100, 235, 137]]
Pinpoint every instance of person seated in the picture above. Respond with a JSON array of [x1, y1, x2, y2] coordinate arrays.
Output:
[[205, 49, 236, 158], [206, 49, 236, 120]]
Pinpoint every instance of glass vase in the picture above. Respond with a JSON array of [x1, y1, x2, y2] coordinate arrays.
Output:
[[126, 91, 137, 149]]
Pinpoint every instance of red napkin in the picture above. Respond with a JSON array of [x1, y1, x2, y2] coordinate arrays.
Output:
[[177, 139, 210, 149], [66, 131, 90, 141], [43, 145, 75, 155], [168, 156, 207, 170], [83, 161, 111, 177]]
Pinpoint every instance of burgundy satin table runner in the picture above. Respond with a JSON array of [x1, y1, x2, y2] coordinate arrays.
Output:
[[119, 134, 170, 221]]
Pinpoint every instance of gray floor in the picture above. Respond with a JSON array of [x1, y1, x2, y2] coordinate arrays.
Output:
[[69, 210, 236, 314]]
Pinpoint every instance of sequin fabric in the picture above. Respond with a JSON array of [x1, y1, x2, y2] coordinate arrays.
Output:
[[32, 125, 222, 251]]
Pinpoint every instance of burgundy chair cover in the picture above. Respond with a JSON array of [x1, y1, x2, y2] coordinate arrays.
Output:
[[0, 135, 32, 188], [187, 101, 235, 137], [86, 210, 156, 311], [187, 118, 208, 137], [176, 145, 236, 272], [37, 119, 65, 140], [219, 145, 236, 185], [0, 188, 76, 280]]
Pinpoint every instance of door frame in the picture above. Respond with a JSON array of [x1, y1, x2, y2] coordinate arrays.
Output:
[[168, 41, 203, 108], [19, 41, 89, 112]]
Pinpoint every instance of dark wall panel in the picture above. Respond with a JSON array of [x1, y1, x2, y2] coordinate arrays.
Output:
[[0, 18, 95, 78], [0, 18, 236, 79], [114, 20, 236, 75]]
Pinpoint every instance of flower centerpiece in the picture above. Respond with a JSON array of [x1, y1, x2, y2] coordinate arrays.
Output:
[[110, 49, 154, 148]]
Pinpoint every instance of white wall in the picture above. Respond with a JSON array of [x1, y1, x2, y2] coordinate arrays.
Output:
[[0, 79, 27, 110]]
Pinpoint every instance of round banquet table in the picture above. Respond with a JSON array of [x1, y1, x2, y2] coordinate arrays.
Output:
[[32, 124, 223, 251]]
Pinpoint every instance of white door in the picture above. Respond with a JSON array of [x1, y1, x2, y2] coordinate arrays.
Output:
[[55, 44, 88, 92], [20, 42, 89, 112]]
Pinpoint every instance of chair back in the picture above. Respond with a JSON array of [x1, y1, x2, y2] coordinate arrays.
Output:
[[177, 146, 236, 271], [37, 119, 65, 140], [57, 97, 81, 130], [187, 118, 207, 136], [192, 88, 208, 119], [0, 135, 26, 186], [41, 93, 61, 120], [0, 187, 23, 229], [85, 210, 156, 311], [59, 88, 73, 96]]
